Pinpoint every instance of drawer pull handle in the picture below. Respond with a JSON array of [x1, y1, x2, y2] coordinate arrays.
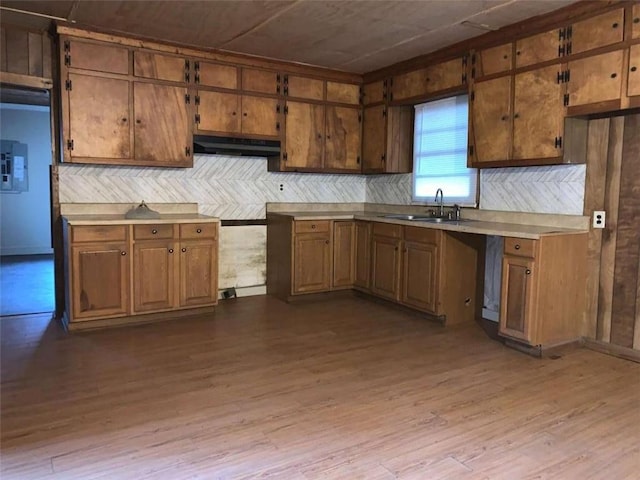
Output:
[[152, 229, 158, 234], [525, 269, 531, 275], [515, 244, 521, 250], [169, 248, 174, 253], [181, 248, 187, 253], [121, 251, 127, 256], [196, 228, 202, 233], [311, 224, 316, 229]]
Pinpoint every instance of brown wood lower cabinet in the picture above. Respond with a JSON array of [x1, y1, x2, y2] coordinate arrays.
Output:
[[401, 227, 441, 313], [64, 220, 219, 329], [354, 220, 371, 290], [499, 235, 587, 347], [370, 223, 402, 300], [266, 217, 355, 300]]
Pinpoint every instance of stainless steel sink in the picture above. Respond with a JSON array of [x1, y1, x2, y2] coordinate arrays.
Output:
[[383, 214, 467, 223]]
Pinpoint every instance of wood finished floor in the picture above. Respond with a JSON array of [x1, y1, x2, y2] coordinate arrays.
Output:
[[1, 295, 639, 479]]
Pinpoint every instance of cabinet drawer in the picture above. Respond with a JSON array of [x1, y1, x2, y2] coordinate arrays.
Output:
[[72, 225, 128, 243], [133, 224, 175, 240], [179, 223, 218, 239], [404, 226, 439, 244], [372, 222, 402, 238], [504, 237, 537, 257], [294, 220, 330, 234]]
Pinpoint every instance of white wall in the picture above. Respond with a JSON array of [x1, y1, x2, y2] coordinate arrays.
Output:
[[0, 104, 52, 256]]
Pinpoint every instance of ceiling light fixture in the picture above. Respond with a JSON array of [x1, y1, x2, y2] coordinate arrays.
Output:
[[0, 6, 76, 23], [460, 20, 498, 31]]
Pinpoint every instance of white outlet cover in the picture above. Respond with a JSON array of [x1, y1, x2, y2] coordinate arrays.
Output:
[[593, 210, 606, 229]]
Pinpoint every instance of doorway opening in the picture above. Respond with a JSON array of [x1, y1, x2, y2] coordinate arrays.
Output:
[[0, 88, 54, 317]]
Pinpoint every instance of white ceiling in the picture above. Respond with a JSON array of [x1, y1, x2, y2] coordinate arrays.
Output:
[[1, 0, 579, 73]]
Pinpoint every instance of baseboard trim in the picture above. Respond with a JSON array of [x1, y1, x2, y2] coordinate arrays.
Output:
[[583, 338, 640, 363]]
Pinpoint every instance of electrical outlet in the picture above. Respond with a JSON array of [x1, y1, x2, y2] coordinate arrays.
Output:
[[593, 210, 606, 229]]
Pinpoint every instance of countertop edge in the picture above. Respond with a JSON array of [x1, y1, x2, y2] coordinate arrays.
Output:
[[63, 214, 220, 226]]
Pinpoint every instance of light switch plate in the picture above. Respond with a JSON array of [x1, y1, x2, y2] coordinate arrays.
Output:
[[593, 210, 606, 229]]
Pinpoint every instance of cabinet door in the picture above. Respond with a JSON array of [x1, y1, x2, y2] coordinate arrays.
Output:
[[133, 241, 177, 312], [293, 233, 331, 293], [391, 68, 428, 101], [363, 80, 385, 105], [179, 240, 218, 307], [285, 75, 324, 100], [242, 68, 280, 95], [567, 50, 624, 108], [196, 61, 238, 89], [197, 90, 241, 134], [133, 52, 187, 83], [71, 243, 129, 321], [324, 105, 361, 171], [354, 221, 371, 290], [425, 58, 463, 93], [385, 106, 414, 174], [475, 44, 512, 78], [515, 29, 560, 68], [469, 76, 512, 164], [284, 101, 324, 169], [628, 45, 640, 98], [401, 241, 438, 313], [513, 65, 564, 160], [633, 4, 640, 39], [568, 9, 624, 55], [134, 82, 191, 165], [241, 95, 280, 137], [500, 255, 536, 344], [371, 235, 401, 301], [66, 39, 129, 74], [362, 105, 386, 172], [66, 73, 131, 161], [326, 82, 360, 105], [332, 221, 355, 289]]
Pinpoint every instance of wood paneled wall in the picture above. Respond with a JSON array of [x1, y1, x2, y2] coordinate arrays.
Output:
[[0, 24, 53, 85], [584, 114, 640, 352]]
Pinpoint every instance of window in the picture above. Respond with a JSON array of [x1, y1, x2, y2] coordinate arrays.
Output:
[[412, 95, 477, 206]]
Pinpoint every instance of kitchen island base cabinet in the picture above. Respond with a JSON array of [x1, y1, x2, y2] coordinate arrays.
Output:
[[499, 234, 588, 349]]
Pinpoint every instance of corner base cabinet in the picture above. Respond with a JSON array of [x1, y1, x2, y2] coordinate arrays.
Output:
[[63, 219, 219, 330], [499, 234, 588, 348]]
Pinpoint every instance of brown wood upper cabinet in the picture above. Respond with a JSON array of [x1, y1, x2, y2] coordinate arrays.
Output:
[[362, 105, 413, 173], [285, 74, 324, 100], [567, 8, 624, 56], [194, 60, 238, 89], [242, 68, 281, 95], [391, 57, 464, 101], [133, 51, 188, 83], [515, 29, 560, 69], [473, 43, 513, 78], [326, 81, 360, 105], [63, 39, 129, 74], [275, 101, 361, 172], [196, 91, 281, 138], [362, 80, 386, 105], [633, 4, 640, 39]]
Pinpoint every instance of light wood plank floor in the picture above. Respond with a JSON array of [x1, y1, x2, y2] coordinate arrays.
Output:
[[1, 295, 639, 479]]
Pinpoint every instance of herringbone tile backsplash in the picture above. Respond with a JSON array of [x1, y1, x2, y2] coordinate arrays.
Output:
[[58, 155, 586, 217]]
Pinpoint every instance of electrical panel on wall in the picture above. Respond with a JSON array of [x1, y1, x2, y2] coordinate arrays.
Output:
[[1, 140, 28, 193]]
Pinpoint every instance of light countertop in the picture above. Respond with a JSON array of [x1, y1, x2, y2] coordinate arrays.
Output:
[[63, 214, 219, 226], [268, 211, 588, 239]]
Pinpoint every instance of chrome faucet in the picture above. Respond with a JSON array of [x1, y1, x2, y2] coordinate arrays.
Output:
[[434, 188, 444, 217]]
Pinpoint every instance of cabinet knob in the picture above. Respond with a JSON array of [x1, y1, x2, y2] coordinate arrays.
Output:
[[501, 115, 508, 121], [196, 228, 202, 233], [232, 111, 236, 116], [325, 240, 329, 244], [243, 112, 247, 117], [136, 119, 141, 124], [311, 224, 316, 229], [611, 73, 617, 78], [634, 17, 639, 24], [121, 118, 127, 122], [514, 113, 520, 119], [181, 248, 187, 252], [515, 244, 520, 250], [121, 251, 127, 256], [503, 54, 508, 59], [525, 269, 531, 275], [152, 229, 158, 234], [631, 66, 637, 72], [394, 246, 398, 251], [612, 22, 618, 28], [169, 248, 174, 253], [516, 50, 521, 56]]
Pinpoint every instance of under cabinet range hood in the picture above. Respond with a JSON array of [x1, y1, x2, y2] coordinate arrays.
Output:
[[193, 135, 280, 157]]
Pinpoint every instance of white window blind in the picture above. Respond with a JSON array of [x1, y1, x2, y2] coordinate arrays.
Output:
[[412, 95, 477, 206]]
